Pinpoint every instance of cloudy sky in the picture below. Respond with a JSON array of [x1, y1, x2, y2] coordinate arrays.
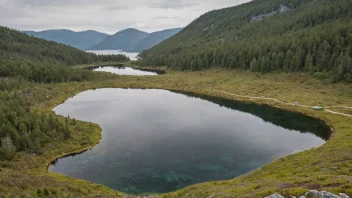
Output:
[[0, 0, 251, 34]]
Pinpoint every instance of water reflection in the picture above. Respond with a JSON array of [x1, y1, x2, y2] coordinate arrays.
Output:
[[87, 50, 139, 61], [87, 65, 164, 76], [49, 89, 331, 194], [178, 91, 331, 140]]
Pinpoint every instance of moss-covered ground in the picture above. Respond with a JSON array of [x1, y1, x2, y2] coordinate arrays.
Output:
[[0, 68, 351, 197]]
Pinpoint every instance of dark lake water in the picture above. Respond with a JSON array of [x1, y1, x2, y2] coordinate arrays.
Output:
[[49, 89, 331, 194], [88, 65, 162, 76]]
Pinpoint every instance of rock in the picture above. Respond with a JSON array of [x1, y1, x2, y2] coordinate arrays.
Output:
[[250, 4, 290, 22], [319, 191, 340, 198], [277, 5, 290, 13], [264, 194, 284, 198], [303, 190, 341, 198], [305, 190, 319, 197], [331, 166, 339, 170], [262, 190, 347, 198], [339, 193, 349, 198], [293, 101, 300, 106]]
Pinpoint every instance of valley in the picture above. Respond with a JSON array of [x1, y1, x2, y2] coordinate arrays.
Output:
[[0, 0, 351, 197], [0, 68, 351, 197]]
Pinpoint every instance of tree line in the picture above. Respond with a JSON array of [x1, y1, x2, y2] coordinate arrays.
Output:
[[0, 26, 128, 161], [0, 26, 129, 83], [0, 79, 74, 160]]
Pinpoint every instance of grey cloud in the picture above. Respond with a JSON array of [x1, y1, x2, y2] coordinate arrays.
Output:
[[151, 16, 185, 20], [149, 0, 196, 9], [104, 4, 130, 11], [0, 0, 252, 34]]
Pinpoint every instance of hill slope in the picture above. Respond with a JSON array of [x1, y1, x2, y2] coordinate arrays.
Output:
[[0, 26, 129, 82], [88, 28, 149, 51], [23, 29, 108, 50], [139, 0, 352, 81], [128, 28, 182, 52]]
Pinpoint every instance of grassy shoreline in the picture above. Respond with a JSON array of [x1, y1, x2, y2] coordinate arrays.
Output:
[[1, 68, 351, 197]]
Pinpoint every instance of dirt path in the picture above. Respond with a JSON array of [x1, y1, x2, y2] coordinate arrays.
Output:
[[324, 109, 352, 118], [330, 105, 352, 109], [213, 90, 352, 118]]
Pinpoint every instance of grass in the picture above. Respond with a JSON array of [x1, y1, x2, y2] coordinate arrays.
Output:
[[0, 68, 351, 197]]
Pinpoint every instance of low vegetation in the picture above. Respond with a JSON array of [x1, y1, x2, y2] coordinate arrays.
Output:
[[0, 68, 351, 197], [0, 11, 350, 197]]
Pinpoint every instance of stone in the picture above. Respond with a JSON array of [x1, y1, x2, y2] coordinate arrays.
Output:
[[293, 101, 300, 106], [339, 193, 349, 198], [319, 191, 340, 198], [250, 4, 290, 22], [304, 190, 341, 198], [277, 5, 290, 13], [299, 196, 307, 198], [305, 190, 319, 197], [331, 166, 339, 170], [264, 194, 284, 198]]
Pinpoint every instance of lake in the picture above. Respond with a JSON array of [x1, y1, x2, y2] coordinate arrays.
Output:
[[87, 65, 162, 76], [86, 50, 139, 60], [49, 89, 331, 194]]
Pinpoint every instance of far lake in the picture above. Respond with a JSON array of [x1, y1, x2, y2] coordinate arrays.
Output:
[[87, 50, 139, 60], [87, 65, 162, 76], [49, 89, 331, 194]]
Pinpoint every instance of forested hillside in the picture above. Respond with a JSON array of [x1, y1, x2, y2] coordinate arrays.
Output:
[[0, 26, 129, 162], [129, 28, 182, 52], [139, 0, 352, 81], [23, 29, 108, 50], [0, 80, 72, 160], [0, 26, 129, 82]]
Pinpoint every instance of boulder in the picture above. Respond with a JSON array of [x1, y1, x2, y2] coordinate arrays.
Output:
[[303, 190, 341, 198], [339, 193, 349, 198], [305, 190, 319, 197], [319, 191, 342, 198], [264, 194, 284, 198]]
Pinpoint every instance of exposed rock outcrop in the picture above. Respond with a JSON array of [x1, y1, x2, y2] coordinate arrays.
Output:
[[265, 190, 349, 198], [250, 5, 290, 22], [264, 194, 285, 198]]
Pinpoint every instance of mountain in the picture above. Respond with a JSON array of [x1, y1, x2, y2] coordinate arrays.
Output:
[[23, 29, 109, 50], [139, 0, 352, 81], [128, 28, 182, 52], [88, 28, 149, 51]]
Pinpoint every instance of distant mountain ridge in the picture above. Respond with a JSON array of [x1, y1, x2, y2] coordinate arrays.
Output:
[[23, 29, 109, 50], [88, 28, 182, 52], [128, 28, 182, 52], [87, 28, 149, 51], [24, 27, 182, 52]]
